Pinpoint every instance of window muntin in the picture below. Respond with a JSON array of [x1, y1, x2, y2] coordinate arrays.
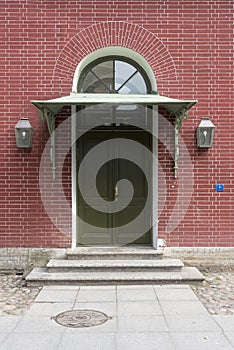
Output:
[[79, 57, 150, 94]]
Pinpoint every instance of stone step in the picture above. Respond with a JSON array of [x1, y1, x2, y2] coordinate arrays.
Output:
[[47, 258, 184, 273], [26, 267, 204, 286], [66, 247, 164, 260]]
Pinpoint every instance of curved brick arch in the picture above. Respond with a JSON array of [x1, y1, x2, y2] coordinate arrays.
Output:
[[52, 21, 177, 91]]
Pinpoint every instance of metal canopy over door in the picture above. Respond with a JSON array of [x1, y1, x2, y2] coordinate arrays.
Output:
[[77, 128, 152, 246], [31, 92, 197, 179]]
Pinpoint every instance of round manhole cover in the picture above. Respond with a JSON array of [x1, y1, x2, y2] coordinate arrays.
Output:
[[52, 309, 111, 328]]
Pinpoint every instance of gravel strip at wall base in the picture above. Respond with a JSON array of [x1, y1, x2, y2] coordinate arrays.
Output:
[[0, 274, 41, 316], [191, 270, 234, 315]]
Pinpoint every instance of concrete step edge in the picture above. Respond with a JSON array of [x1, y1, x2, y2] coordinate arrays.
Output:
[[66, 248, 164, 258], [67, 248, 164, 254], [47, 258, 184, 268], [26, 267, 204, 285]]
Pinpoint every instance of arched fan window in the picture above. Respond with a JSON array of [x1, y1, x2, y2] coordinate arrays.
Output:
[[78, 57, 151, 94]]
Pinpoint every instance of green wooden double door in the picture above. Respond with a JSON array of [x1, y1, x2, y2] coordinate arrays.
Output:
[[77, 128, 152, 246]]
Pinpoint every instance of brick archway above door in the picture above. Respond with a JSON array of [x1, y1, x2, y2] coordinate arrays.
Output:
[[52, 21, 177, 91]]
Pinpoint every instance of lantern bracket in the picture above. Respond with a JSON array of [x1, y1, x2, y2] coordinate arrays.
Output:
[[41, 108, 56, 179], [174, 107, 188, 179]]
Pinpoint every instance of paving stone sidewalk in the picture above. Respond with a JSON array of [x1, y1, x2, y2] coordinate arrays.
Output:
[[1, 270, 234, 317], [0, 284, 234, 350]]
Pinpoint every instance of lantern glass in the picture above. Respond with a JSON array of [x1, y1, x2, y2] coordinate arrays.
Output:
[[196, 118, 215, 148], [15, 118, 34, 149]]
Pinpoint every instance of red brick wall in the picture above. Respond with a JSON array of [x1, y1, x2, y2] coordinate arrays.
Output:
[[0, 0, 233, 247]]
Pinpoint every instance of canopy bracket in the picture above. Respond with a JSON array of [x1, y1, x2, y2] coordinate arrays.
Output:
[[42, 108, 56, 179], [174, 107, 188, 179]]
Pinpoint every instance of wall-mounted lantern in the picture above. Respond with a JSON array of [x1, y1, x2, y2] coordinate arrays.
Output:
[[196, 118, 215, 148], [15, 118, 34, 149]]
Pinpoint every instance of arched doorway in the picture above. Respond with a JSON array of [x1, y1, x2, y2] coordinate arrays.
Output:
[[75, 55, 155, 246]]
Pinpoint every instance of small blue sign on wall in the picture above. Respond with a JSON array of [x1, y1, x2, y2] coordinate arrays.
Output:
[[216, 184, 224, 192]]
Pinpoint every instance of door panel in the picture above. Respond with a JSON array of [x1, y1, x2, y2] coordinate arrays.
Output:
[[79, 205, 112, 245], [77, 129, 151, 246], [78, 132, 113, 245], [113, 132, 151, 245]]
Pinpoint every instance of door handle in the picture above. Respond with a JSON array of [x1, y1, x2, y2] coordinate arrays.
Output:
[[114, 185, 118, 201]]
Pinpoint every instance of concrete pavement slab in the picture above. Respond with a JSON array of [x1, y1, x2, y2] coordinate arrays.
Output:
[[26, 302, 74, 317], [74, 301, 117, 315], [156, 287, 200, 301], [153, 284, 191, 289], [165, 315, 222, 332], [13, 316, 65, 333], [225, 333, 234, 347], [171, 332, 234, 350], [0, 333, 8, 345], [79, 285, 116, 291], [0, 316, 22, 332], [117, 285, 154, 290], [117, 300, 162, 316], [76, 289, 116, 302], [160, 300, 208, 316], [118, 315, 168, 332], [58, 332, 116, 350], [1, 331, 63, 350], [116, 333, 175, 350], [117, 288, 156, 301], [42, 285, 79, 291], [34, 289, 78, 303], [213, 315, 234, 332]]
